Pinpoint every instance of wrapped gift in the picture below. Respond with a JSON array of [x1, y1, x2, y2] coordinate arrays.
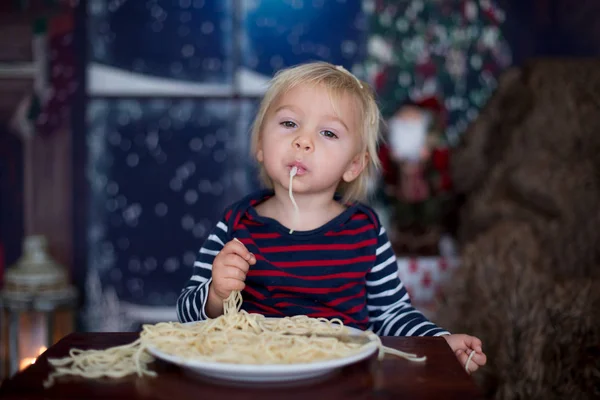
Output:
[[397, 255, 459, 315]]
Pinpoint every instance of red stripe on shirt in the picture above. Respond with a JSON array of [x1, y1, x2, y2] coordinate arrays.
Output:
[[243, 220, 262, 226], [270, 255, 375, 268], [342, 303, 365, 315], [324, 288, 366, 307], [243, 285, 266, 300], [273, 303, 360, 324], [271, 293, 305, 299], [270, 289, 365, 307], [260, 238, 376, 253], [251, 232, 282, 239], [274, 300, 364, 317], [243, 299, 284, 315], [247, 270, 366, 281], [364, 209, 378, 226], [234, 224, 249, 232], [267, 281, 360, 294], [233, 211, 242, 227], [325, 224, 375, 236]]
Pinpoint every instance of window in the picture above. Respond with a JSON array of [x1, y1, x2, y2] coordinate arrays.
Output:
[[80, 0, 367, 331]]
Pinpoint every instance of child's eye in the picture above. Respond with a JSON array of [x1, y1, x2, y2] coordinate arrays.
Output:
[[320, 130, 338, 139], [281, 121, 296, 128]]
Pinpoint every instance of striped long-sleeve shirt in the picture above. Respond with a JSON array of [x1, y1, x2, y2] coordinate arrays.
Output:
[[177, 191, 449, 337]]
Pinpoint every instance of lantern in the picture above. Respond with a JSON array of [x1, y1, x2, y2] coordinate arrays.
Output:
[[0, 235, 77, 377]]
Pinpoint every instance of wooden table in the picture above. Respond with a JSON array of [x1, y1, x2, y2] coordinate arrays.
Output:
[[0, 332, 483, 399]]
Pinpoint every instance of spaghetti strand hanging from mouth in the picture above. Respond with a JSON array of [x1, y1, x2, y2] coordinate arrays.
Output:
[[288, 166, 299, 234]]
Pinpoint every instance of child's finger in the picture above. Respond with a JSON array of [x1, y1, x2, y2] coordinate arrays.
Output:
[[455, 349, 469, 366], [233, 238, 255, 263], [226, 238, 255, 263], [223, 265, 247, 281], [466, 362, 479, 373], [222, 254, 251, 273], [464, 336, 483, 353], [464, 350, 487, 374], [222, 277, 245, 292], [473, 351, 487, 367]]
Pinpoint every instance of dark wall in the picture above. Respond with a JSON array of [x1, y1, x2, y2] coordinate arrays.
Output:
[[0, 127, 24, 281], [504, 0, 600, 65]]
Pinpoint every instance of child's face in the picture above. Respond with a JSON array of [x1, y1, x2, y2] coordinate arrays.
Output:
[[256, 83, 366, 198]]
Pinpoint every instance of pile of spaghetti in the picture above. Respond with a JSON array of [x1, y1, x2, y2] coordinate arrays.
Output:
[[43, 291, 425, 387]]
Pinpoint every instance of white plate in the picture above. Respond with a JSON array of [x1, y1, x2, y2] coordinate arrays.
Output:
[[146, 324, 378, 384]]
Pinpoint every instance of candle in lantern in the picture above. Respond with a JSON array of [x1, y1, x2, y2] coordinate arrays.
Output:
[[18, 346, 47, 371]]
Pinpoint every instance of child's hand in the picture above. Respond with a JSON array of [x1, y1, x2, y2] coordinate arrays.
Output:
[[210, 239, 256, 301], [443, 334, 487, 374]]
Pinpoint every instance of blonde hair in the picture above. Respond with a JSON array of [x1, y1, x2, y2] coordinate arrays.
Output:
[[250, 61, 382, 203]]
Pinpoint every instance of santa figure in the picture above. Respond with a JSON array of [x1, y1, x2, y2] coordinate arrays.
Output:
[[378, 96, 454, 255]]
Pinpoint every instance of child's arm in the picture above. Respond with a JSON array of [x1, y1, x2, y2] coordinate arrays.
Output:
[[366, 225, 449, 337], [176, 219, 229, 322]]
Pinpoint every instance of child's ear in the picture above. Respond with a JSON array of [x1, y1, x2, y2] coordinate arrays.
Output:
[[256, 148, 264, 163], [342, 152, 368, 183]]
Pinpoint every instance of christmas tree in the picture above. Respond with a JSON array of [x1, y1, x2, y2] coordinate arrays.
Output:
[[360, 0, 512, 146]]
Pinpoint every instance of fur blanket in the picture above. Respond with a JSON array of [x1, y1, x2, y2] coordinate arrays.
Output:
[[437, 59, 600, 399]]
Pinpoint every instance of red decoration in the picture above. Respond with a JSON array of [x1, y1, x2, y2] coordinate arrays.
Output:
[[439, 258, 448, 272], [373, 69, 388, 92], [431, 147, 450, 170], [409, 259, 419, 274], [421, 271, 432, 288]]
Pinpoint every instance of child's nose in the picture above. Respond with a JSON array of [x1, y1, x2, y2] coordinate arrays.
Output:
[[292, 136, 313, 153]]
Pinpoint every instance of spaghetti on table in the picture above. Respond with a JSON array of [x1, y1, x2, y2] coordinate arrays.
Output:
[[43, 291, 426, 387]]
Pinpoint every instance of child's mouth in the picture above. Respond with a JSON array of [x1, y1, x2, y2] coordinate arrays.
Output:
[[288, 163, 308, 175]]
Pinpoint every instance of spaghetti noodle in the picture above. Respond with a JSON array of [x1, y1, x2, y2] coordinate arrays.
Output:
[[288, 166, 299, 234], [43, 291, 425, 387], [465, 349, 476, 373]]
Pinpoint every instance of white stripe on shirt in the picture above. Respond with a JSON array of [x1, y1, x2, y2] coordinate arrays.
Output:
[[199, 279, 212, 319], [191, 290, 200, 320], [366, 271, 396, 287], [367, 282, 403, 299], [190, 275, 208, 284], [193, 261, 213, 270], [217, 221, 228, 233], [406, 321, 431, 336], [383, 310, 422, 336], [200, 247, 219, 256], [207, 234, 225, 246], [375, 241, 391, 256], [371, 255, 395, 273], [369, 297, 409, 320]]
